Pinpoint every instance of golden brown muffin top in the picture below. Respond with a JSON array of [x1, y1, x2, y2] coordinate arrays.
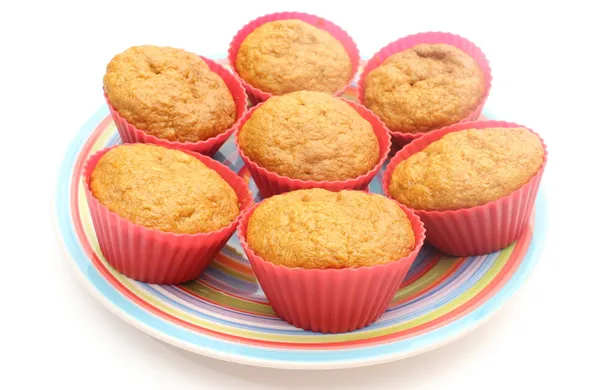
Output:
[[90, 144, 239, 234], [239, 91, 380, 181], [247, 189, 415, 269], [364, 44, 485, 134], [235, 20, 352, 95], [388, 128, 544, 210], [104, 46, 236, 143]]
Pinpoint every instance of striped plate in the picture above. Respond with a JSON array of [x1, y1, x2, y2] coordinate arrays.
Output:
[[53, 70, 547, 370]]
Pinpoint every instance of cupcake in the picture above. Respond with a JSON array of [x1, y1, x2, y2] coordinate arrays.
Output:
[[84, 143, 252, 284], [236, 91, 391, 197], [229, 12, 359, 101], [104, 46, 247, 155], [358, 32, 492, 145], [238, 189, 425, 333], [384, 121, 547, 256]]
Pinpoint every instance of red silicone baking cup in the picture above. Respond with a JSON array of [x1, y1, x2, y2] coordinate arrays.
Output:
[[105, 56, 248, 157], [358, 32, 493, 148], [383, 120, 547, 257], [82, 145, 253, 284], [235, 99, 392, 198], [237, 197, 425, 333], [228, 12, 360, 103]]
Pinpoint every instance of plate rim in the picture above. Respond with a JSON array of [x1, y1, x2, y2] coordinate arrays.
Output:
[[52, 104, 548, 370]]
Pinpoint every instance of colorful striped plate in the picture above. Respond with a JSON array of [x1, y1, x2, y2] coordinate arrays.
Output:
[[53, 68, 547, 370]]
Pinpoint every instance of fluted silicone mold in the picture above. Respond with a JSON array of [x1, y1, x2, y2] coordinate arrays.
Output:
[[358, 32, 492, 148], [237, 198, 425, 333], [383, 120, 547, 256], [105, 56, 248, 156], [228, 12, 360, 103], [82, 145, 253, 284], [235, 98, 391, 198]]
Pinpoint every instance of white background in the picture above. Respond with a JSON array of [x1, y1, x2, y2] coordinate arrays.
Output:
[[1, 0, 599, 389]]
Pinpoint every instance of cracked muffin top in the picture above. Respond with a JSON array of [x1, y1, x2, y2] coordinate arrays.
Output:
[[235, 20, 352, 95], [104, 45, 236, 143], [247, 189, 415, 269], [364, 44, 485, 134], [90, 144, 239, 234], [238, 91, 380, 182], [388, 127, 544, 210]]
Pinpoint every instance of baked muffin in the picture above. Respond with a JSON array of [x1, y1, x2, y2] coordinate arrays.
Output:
[[388, 128, 544, 210], [238, 91, 379, 181], [104, 45, 236, 143], [90, 144, 239, 234], [235, 20, 352, 95], [364, 44, 485, 133], [246, 189, 416, 269]]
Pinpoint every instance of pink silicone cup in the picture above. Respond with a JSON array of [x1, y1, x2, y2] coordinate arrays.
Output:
[[357, 32, 493, 148], [82, 145, 254, 284], [383, 120, 547, 257], [228, 12, 360, 103], [237, 196, 426, 333], [234, 98, 392, 198], [105, 56, 248, 157]]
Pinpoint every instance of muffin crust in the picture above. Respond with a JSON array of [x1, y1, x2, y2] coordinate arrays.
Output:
[[247, 189, 415, 269], [235, 20, 352, 95], [90, 144, 239, 234], [104, 45, 236, 142], [388, 128, 544, 210], [364, 44, 485, 133], [239, 91, 380, 181]]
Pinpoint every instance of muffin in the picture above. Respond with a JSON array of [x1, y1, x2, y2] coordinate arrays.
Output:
[[90, 143, 239, 234], [104, 45, 236, 143], [235, 19, 352, 95], [246, 189, 415, 269], [238, 91, 380, 182], [364, 43, 486, 134], [388, 127, 545, 210], [239, 189, 424, 332]]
